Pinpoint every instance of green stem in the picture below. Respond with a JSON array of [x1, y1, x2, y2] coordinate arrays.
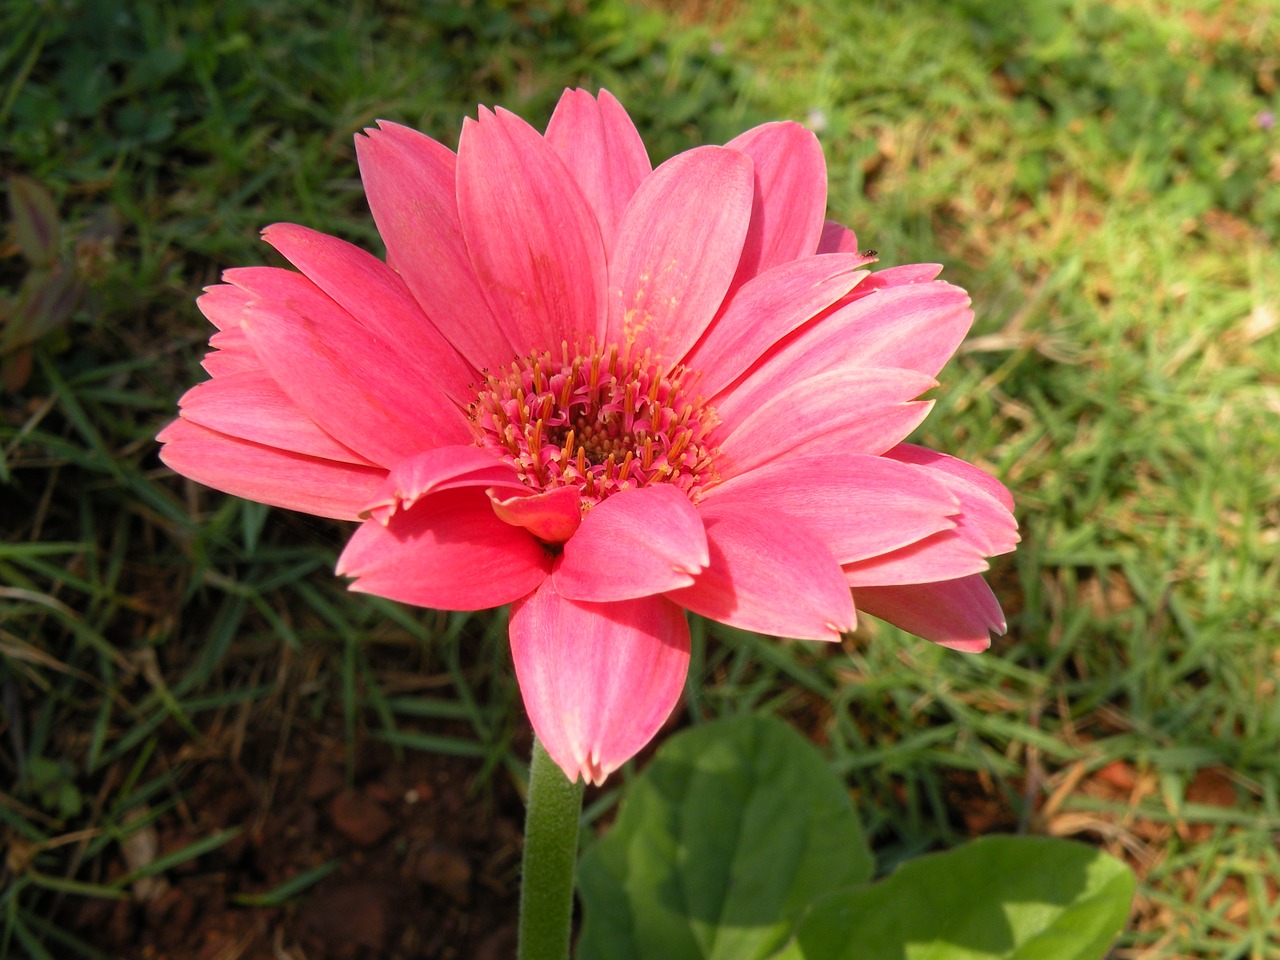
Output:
[[517, 738, 586, 960]]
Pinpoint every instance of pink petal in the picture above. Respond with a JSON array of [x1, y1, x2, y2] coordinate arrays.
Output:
[[510, 578, 690, 784], [544, 88, 651, 258], [852, 574, 1006, 652], [844, 530, 989, 586], [667, 502, 854, 641], [555, 486, 709, 602], [456, 108, 607, 356], [817, 220, 859, 254], [201, 327, 259, 377], [886, 445, 1018, 556], [261, 223, 476, 403], [196, 286, 264, 377], [223, 266, 378, 339], [726, 121, 827, 287], [701, 454, 960, 564], [157, 418, 385, 521], [718, 280, 971, 414], [715, 367, 938, 478], [221, 265, 319, 300], [681, 253, 872, 397], [859, 262, 945, 288], [361, 446, 526, 524], [363, 117, 456, 154], [607, 146, 754, 358], [177, 368, 373, 465], [355, 122, 512, 371], [887, 443, 1015, 511], [197, 283, 253, 332], [336, 488, 550, 610], [239, 297, 468, 467], [490, 485, 583, 544]]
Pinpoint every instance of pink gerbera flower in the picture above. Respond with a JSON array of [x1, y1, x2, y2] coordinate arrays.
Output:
[[159, 89, 1018, 784]]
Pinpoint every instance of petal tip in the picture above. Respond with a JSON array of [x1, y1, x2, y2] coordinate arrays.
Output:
[[574, 748, 609, 787], [824, 619, 852, 640]]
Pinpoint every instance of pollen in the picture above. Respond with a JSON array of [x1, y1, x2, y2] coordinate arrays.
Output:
[[468, 340, 719, 506]]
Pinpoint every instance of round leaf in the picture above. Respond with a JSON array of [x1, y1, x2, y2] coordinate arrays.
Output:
[[577, 715, 873, 960], [775, 835, 1135, 960]]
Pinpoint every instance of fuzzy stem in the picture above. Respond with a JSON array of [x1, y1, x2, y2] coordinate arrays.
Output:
[[517, 738, 585, 960]]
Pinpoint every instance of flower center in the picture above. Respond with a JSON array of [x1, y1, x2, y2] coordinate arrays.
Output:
[[468, 340, 719, 507]]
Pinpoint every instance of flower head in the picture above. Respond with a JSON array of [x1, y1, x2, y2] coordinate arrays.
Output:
[[159, 89, 1018, 784]]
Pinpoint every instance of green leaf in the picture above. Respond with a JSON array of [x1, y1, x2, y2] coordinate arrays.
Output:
[[6, 174, 60, 266], [5, 263, 83, 352], [775, 836, 1135, 960], [577, 716, 873, 960]]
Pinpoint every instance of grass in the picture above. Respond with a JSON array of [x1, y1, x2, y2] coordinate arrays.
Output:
[[2, 0, 1278, 956]]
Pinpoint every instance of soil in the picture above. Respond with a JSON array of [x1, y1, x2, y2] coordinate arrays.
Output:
[[68, 721, 530, 960]]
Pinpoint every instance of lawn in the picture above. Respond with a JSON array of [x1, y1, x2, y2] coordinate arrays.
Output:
[[2, 0, 1278, 957]]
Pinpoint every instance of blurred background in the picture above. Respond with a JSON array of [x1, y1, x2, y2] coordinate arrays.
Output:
[[2, 0, 1277, 957]]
